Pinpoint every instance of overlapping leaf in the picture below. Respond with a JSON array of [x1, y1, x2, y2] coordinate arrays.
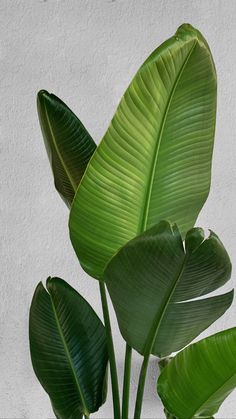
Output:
[[104, 221, 233, 357], [37, 91, 96, 207], [29, 277, 108, 418], [69, 24, 217, 279], [157, 328, 236, 418]]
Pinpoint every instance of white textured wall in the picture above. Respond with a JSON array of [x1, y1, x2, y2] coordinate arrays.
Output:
[[1, 0, 236, 418]]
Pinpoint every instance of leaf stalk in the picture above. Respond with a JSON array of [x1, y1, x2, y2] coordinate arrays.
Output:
[[99, 282, 121, 419], [133, 354, 150, 419], [122, 344, 132, 419]]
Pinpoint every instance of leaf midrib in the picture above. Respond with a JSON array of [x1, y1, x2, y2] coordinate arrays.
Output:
[[190, 369, 236, 417], [43, 104, 77, 193], [143, 236, 188, 357], [49, 293, 90, 417], [140, 38, 198, 233]]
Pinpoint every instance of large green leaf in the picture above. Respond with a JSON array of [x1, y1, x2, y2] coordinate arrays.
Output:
[[157, 327, 236, 418], [29, 277, 108, 419], [37, 90, 96, 207], [104, 221, 232, 357], [69, 24, 217, 279]]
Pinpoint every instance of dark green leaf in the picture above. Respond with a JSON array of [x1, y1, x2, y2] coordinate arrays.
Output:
[[29, 277, 108, 418], [37, 91, 96, 207], [104, 221, 232, 357], [157, 328, 236, 418], [69, 24, 217, 279]]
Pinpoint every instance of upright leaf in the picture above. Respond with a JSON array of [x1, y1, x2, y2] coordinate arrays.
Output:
[[29, 277, 108, 419], [37, 90, 96, 207], [104, 221, 232, 357], [69, 24, 217, 278], [157, 328, 236, 418]]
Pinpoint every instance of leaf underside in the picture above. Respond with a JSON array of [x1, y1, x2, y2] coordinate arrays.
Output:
[[69, 23, 217, 279], [157, 327, 236, 418], [104, 221, 232, 357], [29, 277, 108, 418]]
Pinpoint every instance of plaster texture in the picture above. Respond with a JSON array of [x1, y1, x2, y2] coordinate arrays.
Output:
[[1, 0, 236, 417]]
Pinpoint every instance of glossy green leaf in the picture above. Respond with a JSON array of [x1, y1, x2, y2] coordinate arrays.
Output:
[[104, 221, 232, 357], [69, 24, 217, 279], [157, 327, 236, 418], [37, 90, 96, 208], [29, 277, 108, 419]]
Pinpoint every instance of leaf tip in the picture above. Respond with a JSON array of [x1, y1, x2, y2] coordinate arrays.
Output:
[[37, 89, 51, 106], [37, 90, 59, 113], [176, 23, 209, 48]]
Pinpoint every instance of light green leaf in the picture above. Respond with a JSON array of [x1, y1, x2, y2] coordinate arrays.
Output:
[[29, 277, 108, 418], [104, 221, 232, 357], [157, 327, 236, 418], [69, 24, 217, 279], [37, 90, 96, 207]]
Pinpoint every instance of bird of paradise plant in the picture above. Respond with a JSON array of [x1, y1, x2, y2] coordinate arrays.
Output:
[[29, 24, 236, 419]]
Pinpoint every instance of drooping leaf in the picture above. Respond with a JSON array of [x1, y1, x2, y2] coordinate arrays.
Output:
[[69, 24, 217, 279], [104, 221, 232, 357], [29, 277, 108, 419], [37, 90, 96, 207], [157, 327, 236, 418]]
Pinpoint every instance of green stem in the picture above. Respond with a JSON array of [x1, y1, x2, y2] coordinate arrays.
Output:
[[122, 344, 132, 419], [133, 354, 150, 419], [99, 282, 121, 419]]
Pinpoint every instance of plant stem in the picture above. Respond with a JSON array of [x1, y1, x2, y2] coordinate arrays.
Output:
[[122, 344, 132, 419], [99, 282, 121, 419], [133, 354, 150, 419]]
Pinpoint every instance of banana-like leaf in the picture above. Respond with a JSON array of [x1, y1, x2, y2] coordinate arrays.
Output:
[[157, 327, 236, 418], [104, 221, 232, 357], [29, 277, 108, 419], [37, 90, 96, 207], [69, 24, 217, 279]]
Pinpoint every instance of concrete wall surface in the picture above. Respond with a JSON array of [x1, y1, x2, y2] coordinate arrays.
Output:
[[1, 0, 236, 418]]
